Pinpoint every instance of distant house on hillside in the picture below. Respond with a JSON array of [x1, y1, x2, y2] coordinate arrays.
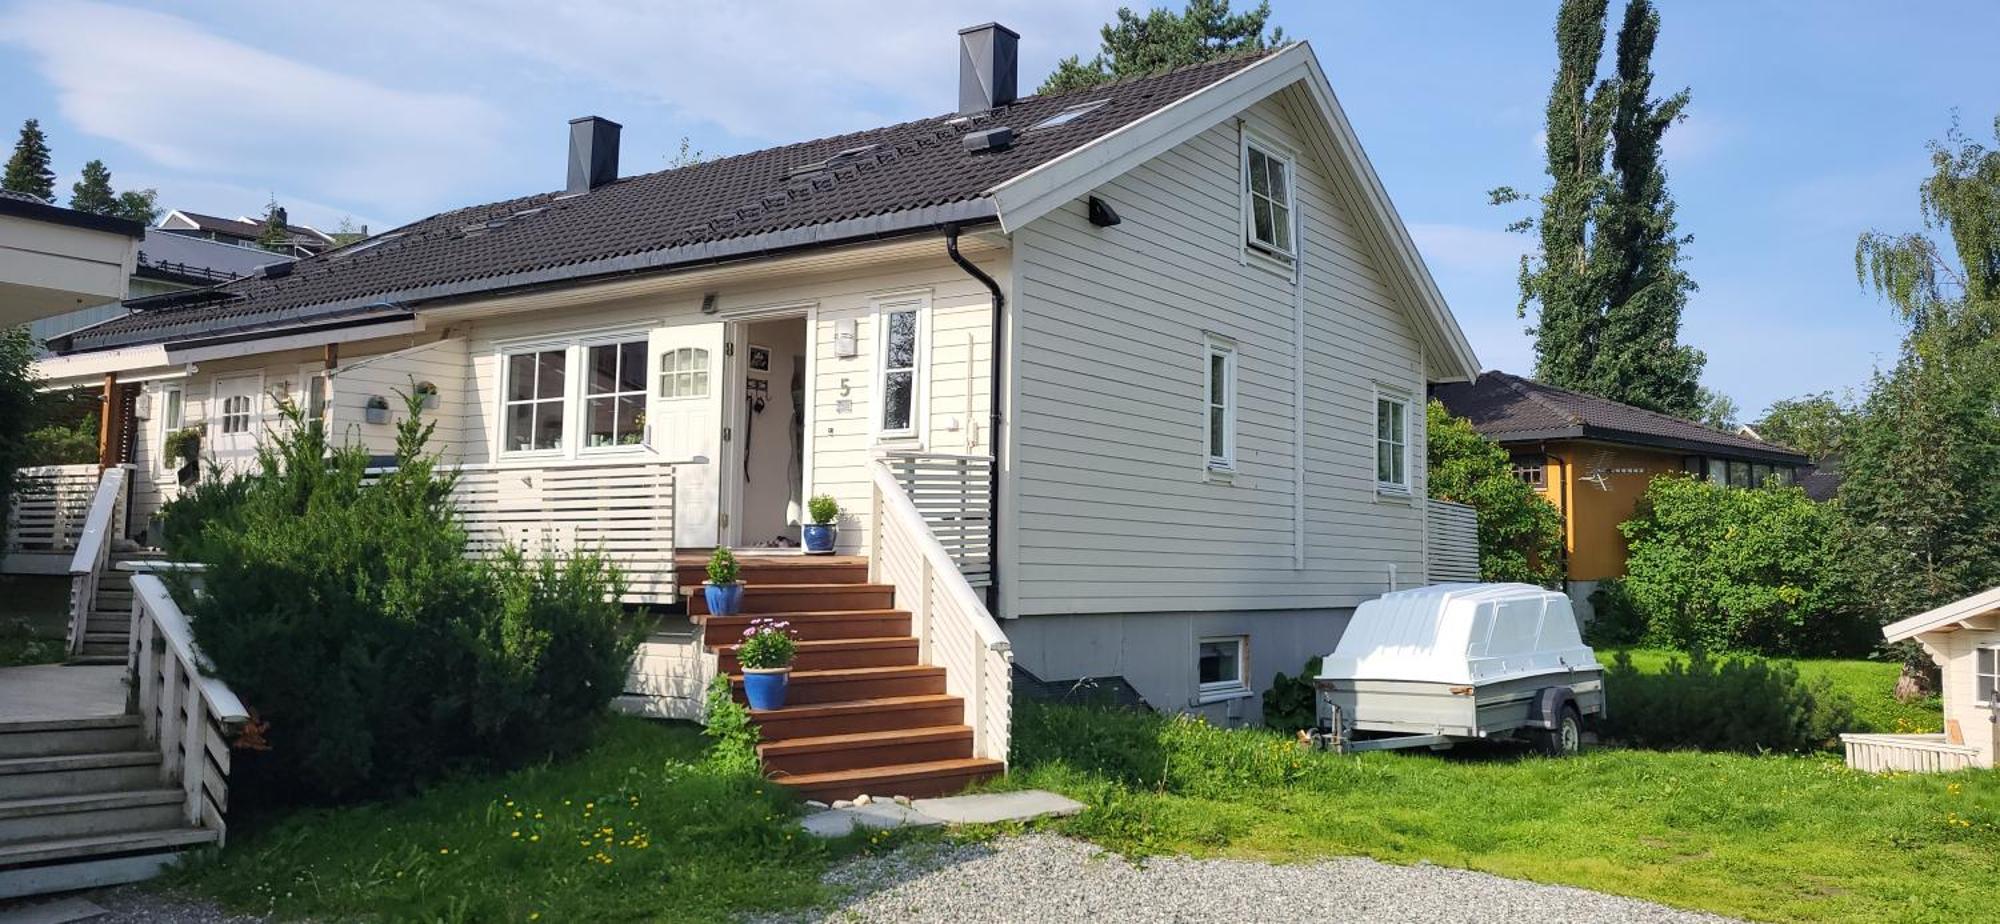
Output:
[[1433, 370, 1807, 617], [157, 208, 337, 258], [25, 225, 291, 348]]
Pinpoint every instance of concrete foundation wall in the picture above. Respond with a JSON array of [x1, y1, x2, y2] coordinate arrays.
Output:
[[1005, 607, 1353, 728]]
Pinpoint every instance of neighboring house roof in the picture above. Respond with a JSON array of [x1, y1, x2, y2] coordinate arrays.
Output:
[[157, 209, 336, 246], [0, 189, 146, 238], [1883, 585, 2000, 642], [135, 227, 291, 286], [1797, 454, 1842, 502], [1432, 370, 1808, 465], [46, 42, 1480, 381]]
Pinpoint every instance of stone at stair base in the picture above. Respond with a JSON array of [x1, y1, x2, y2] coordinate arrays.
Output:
[[798, 790, 1085, 839]]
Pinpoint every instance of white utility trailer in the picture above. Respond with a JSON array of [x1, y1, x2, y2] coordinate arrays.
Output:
[[1313, 583, 1604, 755]]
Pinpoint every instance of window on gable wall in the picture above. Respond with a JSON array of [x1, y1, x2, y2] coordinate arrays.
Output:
[[878, 303, 921, 437], [1244, 138, 1295, 259], [1376, 392, 1409, 491], [503, 348, 568, 453], [1204, 337, 1236, 470]]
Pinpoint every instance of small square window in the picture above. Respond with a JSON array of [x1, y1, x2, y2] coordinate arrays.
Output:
[[1512, 456, 1545, 489], [1198, 636, 1248, 697]]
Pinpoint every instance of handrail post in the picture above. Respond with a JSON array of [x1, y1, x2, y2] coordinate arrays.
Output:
[[915, 551, 932, 665], [971, 635, 986, 758]]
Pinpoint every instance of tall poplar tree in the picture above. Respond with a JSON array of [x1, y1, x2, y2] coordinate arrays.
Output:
[[1495, 0, 1704, 418], [3, 118, 56, 201]]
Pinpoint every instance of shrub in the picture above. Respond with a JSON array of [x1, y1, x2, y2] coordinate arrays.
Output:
[[1426, 401, 1565, 585], [1260, 656, 1322, 734], [1600, 650, 1856, 753], [735, 619, 796, 670], [169, 399, 637, 803], [701, 676, 760, 777], [1582, 579, 1648, 647], [807, 493, 839, 525], [706, 546, 740, 585], [1620, 474, 1867, 655], [156, 469, 252, 562]]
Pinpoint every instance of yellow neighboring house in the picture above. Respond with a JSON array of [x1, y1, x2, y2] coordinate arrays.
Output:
[[1432, 371, 1807, 616]]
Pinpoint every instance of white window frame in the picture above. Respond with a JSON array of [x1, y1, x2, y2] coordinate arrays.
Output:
[[578, 333, 650, 455], [1203, 334, 1237, 473], [156, 384, 185, 471], [1374, 387, 1412, 495], [296, 363, 331, 435], [1241, 128, 1298, 266], [1196, 635, 1250, 701], [873, 293, 929, 443], [493, 327, 656, 461], [1977, 645, 1999, 707], [497, 343, 574, 459]]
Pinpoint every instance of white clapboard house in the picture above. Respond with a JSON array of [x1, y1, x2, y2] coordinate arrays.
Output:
[[24, 25, 1480, 804]]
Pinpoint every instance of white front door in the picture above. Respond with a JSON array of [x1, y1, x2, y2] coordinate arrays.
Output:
[[648, 323, 726, 548], [208, 375, 264, 474]]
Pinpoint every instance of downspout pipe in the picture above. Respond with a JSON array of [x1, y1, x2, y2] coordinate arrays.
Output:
[[944, 223, 1005, 615]]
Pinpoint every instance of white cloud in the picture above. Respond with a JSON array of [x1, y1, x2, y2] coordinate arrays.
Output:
[[390, 0, 1126, 143], [0, 0, 510, 214]]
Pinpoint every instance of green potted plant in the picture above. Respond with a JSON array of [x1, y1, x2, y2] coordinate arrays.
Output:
[[363, 395, 392, 425], [163, 425, 203, 486], [803, 493, 840, 554], [704, 546, 743, 615], [736, 618, 797, 710]]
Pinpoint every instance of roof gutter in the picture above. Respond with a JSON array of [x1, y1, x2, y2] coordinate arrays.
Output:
[[944, 222, 1006, 616]]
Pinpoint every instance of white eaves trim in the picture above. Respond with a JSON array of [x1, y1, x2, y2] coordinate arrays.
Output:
[[1883, 585, 2000, 642], [987, 42, 1481, 383], [32, 344, 172, 382], [31, 316, 423, 386]]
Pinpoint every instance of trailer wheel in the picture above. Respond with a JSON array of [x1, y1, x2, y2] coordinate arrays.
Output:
[[1537, 705, 1583, 757]]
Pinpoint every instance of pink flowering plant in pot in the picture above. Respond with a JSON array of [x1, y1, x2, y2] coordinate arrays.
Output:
[[736, 618, 797, 710]]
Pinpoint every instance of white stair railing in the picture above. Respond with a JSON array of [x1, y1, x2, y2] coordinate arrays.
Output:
[[881, 451, 993, 588], [869, 461, 1012, 764], [4, 463, 99, 554], [65, 465, 131, 656], [128, 573, 249, 841]]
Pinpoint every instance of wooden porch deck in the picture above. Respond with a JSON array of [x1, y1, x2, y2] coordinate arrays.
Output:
[[0, 664, 128, 725]]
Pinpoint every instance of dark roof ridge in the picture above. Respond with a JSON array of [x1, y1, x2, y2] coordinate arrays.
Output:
[[1490, 369, 1581, 427], [1495, 369, 1778, 445]]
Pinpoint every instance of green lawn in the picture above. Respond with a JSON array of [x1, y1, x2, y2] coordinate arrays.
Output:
[[0, 575, 69, 667], [1611, 647, 1942, 734], [1001, 702, 1999, 924], [166, 717, 900, 923]]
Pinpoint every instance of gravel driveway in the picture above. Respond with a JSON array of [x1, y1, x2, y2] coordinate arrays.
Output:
[[757, 833, 1739, 924]]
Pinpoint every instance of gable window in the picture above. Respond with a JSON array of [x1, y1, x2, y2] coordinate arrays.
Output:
[[657, 346, 710, 399], [218, 394, 252, 435], [1376, 392, 1410, 492], [1244, 138, 1295, 259], [877, 301, 923, 438], [1204, 336, 1236, 471], [585, 339, 647, 448], [1198, 636, 1249, 699], [1978, 646, 1998, 707], [503, 347, 568, 453]]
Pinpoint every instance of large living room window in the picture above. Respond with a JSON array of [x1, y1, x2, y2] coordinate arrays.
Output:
[[502, 347, 568, 453]]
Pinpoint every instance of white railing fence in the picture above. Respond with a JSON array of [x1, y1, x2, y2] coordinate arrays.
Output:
[[882, 451, 992, 588], [66, 465, 132, 655], [1426, 498, 1481, 584], [4, 463, 99, 554], [1840, 733, 1984, 774], [128, 573, 249, 841], [455, 460, 681, 603], [869, 461, 1012, 763]]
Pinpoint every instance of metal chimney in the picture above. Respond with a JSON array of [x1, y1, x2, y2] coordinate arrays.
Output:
[[958, 23, 1019, 115], [567, 116, 622, 194]]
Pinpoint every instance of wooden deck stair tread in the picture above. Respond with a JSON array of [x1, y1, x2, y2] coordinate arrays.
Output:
[[0, 789, 181, 820], [747, 693, 961, 718], [758, 725, 970, 754], [0, 827, 217, 865], [728, 665, 940, 682], [0, 752, 157, 775]]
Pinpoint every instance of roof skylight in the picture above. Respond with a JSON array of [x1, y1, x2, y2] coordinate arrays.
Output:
[[1032, 100, 1108, 130]]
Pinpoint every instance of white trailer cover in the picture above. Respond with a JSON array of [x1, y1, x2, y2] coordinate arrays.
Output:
[[1319, 583, 1599, 686]]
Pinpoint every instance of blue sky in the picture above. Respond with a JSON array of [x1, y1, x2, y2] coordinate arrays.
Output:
[[3, 1, 1995, 416]]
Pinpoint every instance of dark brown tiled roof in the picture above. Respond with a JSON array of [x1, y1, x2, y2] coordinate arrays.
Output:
[[162, 210, 333, 244], [62, 51, 1278, 353], [1431, 370, 1807, 464]]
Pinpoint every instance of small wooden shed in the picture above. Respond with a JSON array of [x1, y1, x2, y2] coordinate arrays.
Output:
[[1842, 587, 2000, 773]]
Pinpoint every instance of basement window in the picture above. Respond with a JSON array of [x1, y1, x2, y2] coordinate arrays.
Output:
[[1198, 636, 1249, 699]]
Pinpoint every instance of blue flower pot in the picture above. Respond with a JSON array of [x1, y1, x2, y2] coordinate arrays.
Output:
[[742, 668, 790, 710], [802, 523, 836, 555], [704, 582, 743, 616]]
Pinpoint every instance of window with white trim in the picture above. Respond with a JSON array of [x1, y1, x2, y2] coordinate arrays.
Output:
[[1204, 337, 1236, 470], [1978, 646, 1999, 707], [585, 340, 647, 448], [219, 394, 252, 435], [1244, 138, 1295, 259], [878, 303, 922, 437], [657, 346, 710, 399], [1375, 392, 1409, 491], [303, 372, 329, 434], [1198, 636, 1248, 698], [158, 385, 184, 470], [502, 347, 568, 453]]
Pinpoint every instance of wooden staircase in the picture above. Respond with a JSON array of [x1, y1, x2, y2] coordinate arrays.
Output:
[[684, 553, 1003, 802], [0, 714, 219, 898], [70, 551, 164, 666]]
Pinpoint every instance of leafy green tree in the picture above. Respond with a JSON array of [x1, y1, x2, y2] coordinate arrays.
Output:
[[68, 159, 115, 214], [1843, 114, 2000, 625], [1752, 392, 1853, 462], [1041, 0, 1282, 95], [1493, 0, 1704, 419], [0, 330, 41, 539], [1694, 386, 1738, 430], [113, 188, 159, 225], [2, 119, 56, 201], [256, 196, 291, 252], [1426, 400, 1565, 586], [1620, 475, 1865, 655]]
